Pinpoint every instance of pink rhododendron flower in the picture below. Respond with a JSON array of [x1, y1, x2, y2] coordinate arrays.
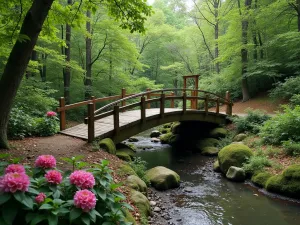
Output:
[[5, 164, 26, 174], [74, 189, 96, 212], [0, 172, 30, 193], [35, 193, 46, 204], [69, 170, 95, 189], [46, 111, 57, 117], [35, 155, 56, 169], [45, 170, 62, 185]]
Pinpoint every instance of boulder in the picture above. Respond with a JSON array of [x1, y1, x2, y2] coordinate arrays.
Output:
[[197, 138, 219, 151], [251, 172, 272, 188], [213, 160, 221, 172], [150, 130, 161, 138], [151, 138, 160, 143], [116, 152, 132, 161], [118, 163, 137, 177], [218, 143, 253, 174], [123, 208, 137, 225], [116, 148, 135, 160], [201, 147, 219, 156], [146, 166, 180, 190], [126, 175, 147, 195], [266, 164, 300, 198], [159, 128, 171, 134], [163, 123, 172, 128], [130, 190, 151, 217], [209, 127, 228, 139], [168, 134, 178, 146], [171, 122, 180, 134], [99, 138, 116, 154], [160, 133, 173, 144], [226, 166, 246, 182], [233, 133, 248, 142], [116, 142, 136, 152], [128, 137, 139, 142]]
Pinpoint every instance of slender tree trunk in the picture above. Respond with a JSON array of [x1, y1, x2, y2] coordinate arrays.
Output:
[[39, 53, 47, 82], [258, 32, 264, 59], [108, 44, 113, 96], [252, 31, 258, 61], [0, 0, 54, 149], [214, 0, 220, 74], [63, 0, 72, 104], [85, 10, 92, 100]]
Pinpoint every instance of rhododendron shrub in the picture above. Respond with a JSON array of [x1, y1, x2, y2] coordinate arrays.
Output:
[[0, 155, 133, 225]]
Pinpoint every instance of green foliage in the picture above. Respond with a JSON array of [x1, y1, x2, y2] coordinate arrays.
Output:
[[33, 116, 59, 137], [282, 140, 300, 156], [232, 109, 271, 134], [260, 105, 300, 144], [269, 76, 300, 101], [251, 172, 272, 188], [128, 157, 150, 186], [290, 94, 300, 107], [217, 132, 236, 149], [242, 155, 272, 175]]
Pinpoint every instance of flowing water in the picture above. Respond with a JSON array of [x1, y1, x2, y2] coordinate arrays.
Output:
[[131, 130, 300, 225]]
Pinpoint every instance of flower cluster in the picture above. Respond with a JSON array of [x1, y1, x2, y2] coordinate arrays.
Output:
[[46, 111, 57, 117], [45, 170, 62, 185], [35, 155, 56, 169], [35, 193, 46, 204], [0, 172, 30, 193], [5, 164, 26, 174], [74, 190, 96, 212], [69, 170, 95, 189]]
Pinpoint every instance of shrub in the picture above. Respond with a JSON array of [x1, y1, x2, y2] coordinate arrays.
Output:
[[282, 140, 300, 156], [217, 132, 236, 149], [260, 105, 300, 144], [242, 155, 272, 175], [269, 76, 300, 101], [251, 172, 272, 188], [290, 94, 300, 107], [33, 112, 59, 136], [231, 109, 271, 134], [129, 157, 150, 186], [0, 156, 133, 225]]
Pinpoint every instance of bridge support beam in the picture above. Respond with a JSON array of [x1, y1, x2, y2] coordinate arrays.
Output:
[[87, 103, 95, 143]]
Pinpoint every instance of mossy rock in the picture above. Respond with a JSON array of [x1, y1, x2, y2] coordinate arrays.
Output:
[[99, 138, 116, 155], [226, 166, 246, 182], [159, 127, 171, 134], [116, 142, 137, 152], [251, 172, 272, 188], [150, 130, 161, 138], [170, 122, 180, 134], [233, 133, 248, 142], [160, 133, 173, 144], [116, 152, 132, 162], [218, 143, 253, 174], [282, 164, 300, 180], [116, 148, 135, 160], [145, 166, 180, 190], [130, 190, 151, 217], [163, 123, 172, 128], [126, 175, 147, 196], [118, 163, 137, 177], [213, 160, 221, 172], [123, 208, 137, 225], [209, 127, 228, 139], [201, 147, 219, 156], [197, 138, 219, 151], [169, 134, 178, 146]]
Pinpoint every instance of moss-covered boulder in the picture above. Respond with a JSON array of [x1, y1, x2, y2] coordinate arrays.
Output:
[[123, 208, 137, 225], [130, 190, 151, 217], [163, 123, 172, 128], [251, 172, 272, 188], [209, 127, 228, 139], [145, 166, 180, 190], [150, 130, 161, 138], [116, 152, 132, 161], [266, 164, 300, 198], [226, 166, 246, 182], [116, 148, 135, 159], [218, 143, 253, 174], [213, 160, 221, 172], [168, 134, 178, 146], [197, 138, 219, 151], [233, 133, 248, 142], [201, 147, 219, 156], [118, 163, 137, 177], [160, 133, 173, 144], [99, 138, 116, 154], [116, 142, 136, 152], [126, 175, 147, 196], [128, 137, 139, 142], [171, 122, 180, 134], [159, 128, 171, 134]]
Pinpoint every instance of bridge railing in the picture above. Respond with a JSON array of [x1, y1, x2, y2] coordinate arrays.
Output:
[[83, 89, 233, 142]]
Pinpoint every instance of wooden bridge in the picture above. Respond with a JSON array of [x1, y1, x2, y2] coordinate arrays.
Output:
[[56, 88, 233, 143]]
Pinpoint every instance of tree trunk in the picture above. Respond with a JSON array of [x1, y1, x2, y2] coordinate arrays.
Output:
[[63, 0, 72, 104], [252, 31, 258, 61], [258, 32, 264, 59], [0, 0, 54, 149], [85, 10, 92, 100], [39, 53, 48, 82], [214, 0, 220, 74]]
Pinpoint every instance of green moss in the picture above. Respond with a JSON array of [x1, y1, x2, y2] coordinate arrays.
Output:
[[210, 127, 228, 138], [163, 123, 172, 128], [116, 152, 132, 161], [116, 148, 135, 159], [123, 208, 137, 225], [159, 127, 171, 134], [99, 138, 116, 154], [116, 142, 137, 152], [218, 143, 253, 174], [118, 163, 137, 176], [201, 147, 219, 156], [160, 133, 173, 144], [197, 138, 219, 151], [170, 122, 180, 134], [282, 164, 300, 180], [130, 190, 151, 218], [213, 160, 221, 172], [251, 172, 272, 188]]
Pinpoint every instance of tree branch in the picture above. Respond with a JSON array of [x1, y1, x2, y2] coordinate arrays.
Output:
[[91, 32, 108, 66]]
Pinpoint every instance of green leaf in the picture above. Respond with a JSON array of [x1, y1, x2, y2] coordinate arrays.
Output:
[[39, 203, 53, 210], [70, 208, 82, 221], [121, 202, 133, 210], [26, 213, 35, 223], [2, 201, 18, 225], [89, 209, 96, 223], [53, 189, 61, 199], [22, 194, 34, 209], [110, 183, 122, 190], [30, 214, 46, 225], [101, 159, 109, 166], [47, 214, 58, 225], [27, 188, 39, 195], [53, 199, 64, 205], [81, 215, 90, 225], [58, 207, 69, 215], [102, 222, 115, 225], [0, 217, 8, 225], [97, 189, 106, 200], [0, 193, 11, 205], [13, 192, 25, 203]]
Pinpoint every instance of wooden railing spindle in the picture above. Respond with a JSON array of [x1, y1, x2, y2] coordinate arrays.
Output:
[[182, 92, 187, 114], [141, 96, 146, 123], [216, 98, 220, 115], [91, 96, 96, 111], [225, 91, 232, 116], [146, 88, 151, 109], [205, 94, 208, 115], [59, 97, 66, 131], [170, 92, 175, 108], [160, 93, 165, 118], [121, 88, 126, 107], [113, 105, 120, 134], [87, 103, 95, 143]]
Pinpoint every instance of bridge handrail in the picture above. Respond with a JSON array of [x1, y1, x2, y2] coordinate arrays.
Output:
[[94, 88, 231, 115]]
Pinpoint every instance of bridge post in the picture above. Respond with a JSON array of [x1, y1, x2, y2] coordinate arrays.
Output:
[[87, 103, 95, 143], [59, 97, 66, 131], [170, 92, 175, 108], [121, 88, 126, 107], [113, 105, 120, 135], [182, 92, 187, 114], [141, 96, 146, 123], [146, 88, 151, 109], [225, 91, 232, 116], [216, 98, 220, 115], [91, 96, 96, 111], [205, 94, 208, 115], [160, 93, 165, 118]]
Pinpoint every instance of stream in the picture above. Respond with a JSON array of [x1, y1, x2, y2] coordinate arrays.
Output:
[[130, 129, 300, 225]]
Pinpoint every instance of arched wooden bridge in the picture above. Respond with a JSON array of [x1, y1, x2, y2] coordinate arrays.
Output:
[[56, 89, 233, 143]]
